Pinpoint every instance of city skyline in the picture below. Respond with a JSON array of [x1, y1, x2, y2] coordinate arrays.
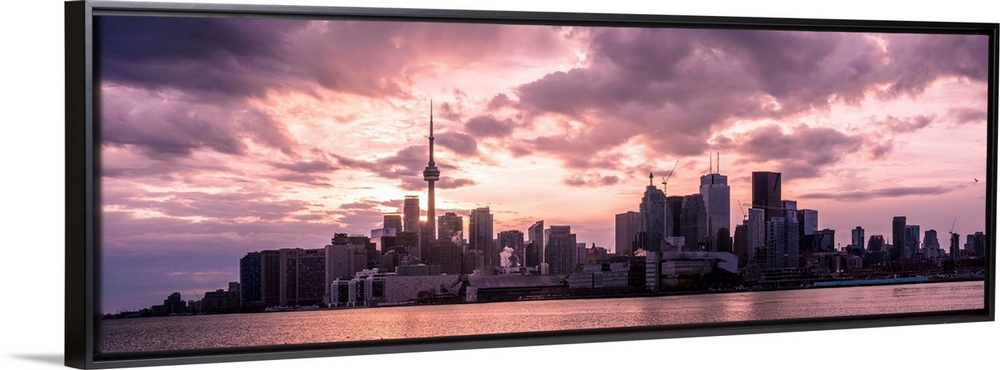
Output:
[[98, 16, 989, 313]]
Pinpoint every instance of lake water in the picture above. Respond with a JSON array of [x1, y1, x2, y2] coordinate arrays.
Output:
[[98, 280, 985, 353]]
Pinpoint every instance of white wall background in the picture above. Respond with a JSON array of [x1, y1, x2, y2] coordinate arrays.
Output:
[[1, 1, 995, 369]]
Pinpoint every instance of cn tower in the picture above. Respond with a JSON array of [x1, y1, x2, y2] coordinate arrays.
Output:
[[422, 101, 440, 241]]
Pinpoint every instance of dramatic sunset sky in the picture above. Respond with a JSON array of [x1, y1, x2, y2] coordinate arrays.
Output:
[[97, 15, 989, 313]]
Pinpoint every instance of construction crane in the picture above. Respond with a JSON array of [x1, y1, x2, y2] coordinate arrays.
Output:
[[737, 200, 748, 220], [661, 160, 680, 193]]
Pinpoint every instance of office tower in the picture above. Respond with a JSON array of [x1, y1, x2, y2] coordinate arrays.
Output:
[[747, 208, 765, 262], [403, 195, 420, 233], [383, 213, 403, 233], [545, 225, 577, 275], [395, 231, 420, 261], [798, 209, 818, 236], [680, 194, 707, 251], [497, 230, 525, 267], [752, 171, 781, 222], [371, 227, 396, 252], [924, 229, 940, 255], [259, 250, 281, 307], [239, 252, 261, 307], [852, 227, 865, 249], [615, 211, 641, 256], [279, 248, 326, 307], [765, 217, 799, 270], [666, 196, 684, 236], [867, 235, 886, 251], [419, 221, 433, 263], [422, 102, 441, 244], [904, 225, 920, 260], [950, 232, 961, 258], [733, 223, 748, 265], [325, 233, 373, 306], [892, 216, 906, 262], [469, 207, 495, 268], [428, 239, 463, 275], [525, 240, 540, 268], [528, 220, 544, 264], [815, 229, 835, 251], [700, 167, 730, 252], [639, 173, 669, 252], [438, 211, 463, 242], [972, 232, 986, 257]]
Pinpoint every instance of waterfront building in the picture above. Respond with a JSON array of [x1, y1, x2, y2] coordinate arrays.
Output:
[[239, 252, 261, 307], [752, 171, 782, 222], [615, 211, 641, 256], [525, 240, 540, 269], [639, 173, 670, 252], [469, 207, 495, 270], [325, 234, 374, 305], [202, 283, 241, 314], [814, 229, 835, 252], [700, 169, 730, 252], [279, 247, 327, 307], [733, 222, 748, 266], [867, 235, 886, 251], [260, 250, 281, 307]]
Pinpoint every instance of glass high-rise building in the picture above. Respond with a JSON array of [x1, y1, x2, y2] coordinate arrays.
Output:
[[615, 211, 640, 256], [469, 207, 495, 269], [700, 172, 730, 252], [403, 195, 420, 233], [752, 171, 781, 222], [639, 173, 669, 252]]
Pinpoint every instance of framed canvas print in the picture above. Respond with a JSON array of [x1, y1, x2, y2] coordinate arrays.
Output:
[[65, 0, 997, 369]]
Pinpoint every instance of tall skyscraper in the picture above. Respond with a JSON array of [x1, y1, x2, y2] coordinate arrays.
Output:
[[950, 232, 961, 258], [528, 220, 544, 264], [700, 165, 730, 252], [752, 171, 781, 222], [852, 226, 865, 248], [497, 230, 525, 268], [924, 229, 940, 255], [765, 217, 799, 270], [666, 195, 683, 237], [469, 207, 495, 269], [403, 195, 420, 233], [383, 213, 403, 233], [892, 216, 906, 262], [904, 225, 920, 259], [798, 209, 818, 236], [239, 252, 262, 307], [747, 208, 765, 262], [545, 225, 577, 275], [639, 173, 669, 252], [615, 211, 641, 256], [437, 211, 463, 242], [680, 194, 707, 251], [422, 102, 440, 244]]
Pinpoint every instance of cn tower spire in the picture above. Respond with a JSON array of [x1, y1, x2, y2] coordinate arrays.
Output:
[[422, 101, 441, 241]]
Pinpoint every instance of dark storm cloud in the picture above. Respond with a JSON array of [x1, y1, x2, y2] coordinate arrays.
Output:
[[101, 90, 299, 158], [734, 125, 864, 179], [511, 28, 987, 171], [98, 16, 303, 99]]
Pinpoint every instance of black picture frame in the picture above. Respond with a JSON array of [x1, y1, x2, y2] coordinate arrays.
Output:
[[64, 1, 998, 369]]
